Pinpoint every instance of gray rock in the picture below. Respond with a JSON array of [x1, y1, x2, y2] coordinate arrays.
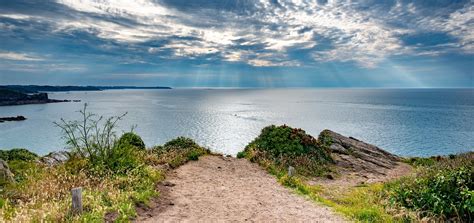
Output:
[[0, 159, 14, 183], [320, 130, 401, 174], [40, 151, 70, 166]]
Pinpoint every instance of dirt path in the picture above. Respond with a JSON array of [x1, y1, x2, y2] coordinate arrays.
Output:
[[137, 155, 347, 222]]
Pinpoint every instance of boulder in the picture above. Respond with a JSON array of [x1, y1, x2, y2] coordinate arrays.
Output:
[[0, 159, 14, 183], [320, 130, 401, 175], [40, 151, 70, 166]]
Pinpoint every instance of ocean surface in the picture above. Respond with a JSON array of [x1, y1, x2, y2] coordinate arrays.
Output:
[[0, 88, 473, 157]]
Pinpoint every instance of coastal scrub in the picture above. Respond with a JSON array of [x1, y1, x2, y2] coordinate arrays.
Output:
[[385, 152, 474, 222], [238, 125, 473, 222], [149, 137, 211, 168], [0, 105, 209, 222], [239, 125, 333, 177]]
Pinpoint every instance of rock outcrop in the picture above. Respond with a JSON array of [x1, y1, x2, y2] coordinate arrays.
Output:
[[0, 159, 14, 183], [0, 116, 27, 123], [40, 151, 70, 166], [0, 88, 72, 106], [320, 130, 402, 175]]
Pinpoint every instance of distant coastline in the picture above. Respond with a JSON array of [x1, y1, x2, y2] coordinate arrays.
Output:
[[1, 85, 172, 93], [0, 88, 75, 106], [0, 85, 171, 106]]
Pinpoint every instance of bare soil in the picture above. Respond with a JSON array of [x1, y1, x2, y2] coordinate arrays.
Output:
[[136, 155, 347, 223]]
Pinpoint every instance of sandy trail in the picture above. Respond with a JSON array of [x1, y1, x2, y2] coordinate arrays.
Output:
[[138, 155, 346, 223]]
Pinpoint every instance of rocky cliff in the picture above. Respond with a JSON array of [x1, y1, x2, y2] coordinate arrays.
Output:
[[0, 88, 70, 106], [320, 130, 402, 175]]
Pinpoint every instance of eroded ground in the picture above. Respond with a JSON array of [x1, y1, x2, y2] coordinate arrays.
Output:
[[137, 155, 347, 223]]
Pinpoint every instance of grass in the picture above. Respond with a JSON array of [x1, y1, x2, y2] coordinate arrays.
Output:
[[0, 106, 214, 222], [0, 155, 164, 222], [386, 152, 473, 222], [0, 137, 209, 222], [238, 124, 397, 222], [260, 162, 399, 222], [238, 125, 474, 222], [1, 117, 471, 222], [242, 151, 473, 222]]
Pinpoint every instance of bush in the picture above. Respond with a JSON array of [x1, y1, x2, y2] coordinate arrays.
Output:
[[117, 132, 146, 151], [151, 137, 209, 168], [385, 152, 474, 222], [54, 104, 142, 173], [163, 137, 200, 149], [242, 125, 333, 176], [0, 148, 38, 162], [99, 144, 143, 174], [236, 151, 246, 159]]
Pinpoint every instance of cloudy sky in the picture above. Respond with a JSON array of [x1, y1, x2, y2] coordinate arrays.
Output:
[[0, 0, 473, 87]]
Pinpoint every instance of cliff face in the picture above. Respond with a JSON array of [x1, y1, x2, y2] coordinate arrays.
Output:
[[319, 130, 404, 175]]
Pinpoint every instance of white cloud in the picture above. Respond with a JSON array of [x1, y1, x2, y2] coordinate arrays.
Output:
[[0, 51, 44, 61], [429, 4, 474, 53], [0, 14, 34, 20], [4, 0, 472, 68]]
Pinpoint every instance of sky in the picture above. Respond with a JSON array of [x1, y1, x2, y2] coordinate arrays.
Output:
[[0, 0, 473, 88]]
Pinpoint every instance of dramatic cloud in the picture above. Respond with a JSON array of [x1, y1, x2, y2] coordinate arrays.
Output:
[[0, 0, 472, 87]]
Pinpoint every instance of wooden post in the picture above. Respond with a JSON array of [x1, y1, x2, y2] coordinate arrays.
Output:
[[288, 166, 295, 177], [71, 187, 83, 214]]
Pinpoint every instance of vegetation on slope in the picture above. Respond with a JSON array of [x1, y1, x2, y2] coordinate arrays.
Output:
[[238, 125, 333, 176], [385, 152, 473, 222], [150, 137, 210, 168], [0, 105, 209, 222], [238, 124, 473, 222], [0, 149, 38, 162]]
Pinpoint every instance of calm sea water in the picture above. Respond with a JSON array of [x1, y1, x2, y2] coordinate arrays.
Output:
[[0, 89, 473, 157]]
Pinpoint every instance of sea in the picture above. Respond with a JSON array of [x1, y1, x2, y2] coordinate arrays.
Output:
[[0, 88, 473, 157]]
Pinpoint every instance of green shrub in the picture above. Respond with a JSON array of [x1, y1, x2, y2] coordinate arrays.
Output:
[[187, 150, 201, 161], [386, 152, 474, 222], [117, 132, 146, 151], [163, 137, 200, 149], [236, 151, 246, 159], [242, 125, 333, 176], [99, 144, 143, 174], [151, 137, 209, 168], [0, 148, 38, 162]]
